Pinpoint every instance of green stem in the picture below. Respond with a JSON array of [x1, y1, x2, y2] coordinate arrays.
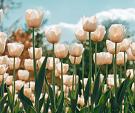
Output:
[[119, 65, 122, 85], [82, 46, 85, 94], [13, 57, 16, 112], [72, 57, 76, 90], [105, 65, 108, 83], [52, 43, 56, 110], [95, 42, 97, 77], [61, 59, 63, 92], [124, 51, 126, 76], [114, 43, 117, 96], [29, 75, 30, 88], [1, 75, 4, 97]]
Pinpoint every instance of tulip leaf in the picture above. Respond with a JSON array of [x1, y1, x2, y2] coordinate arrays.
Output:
[[1, 103, 8, 113], [43, 96, 50, 113], [39, 94, 45, 112], [35, 54, 48, 100], [0, 94, 7, 112]]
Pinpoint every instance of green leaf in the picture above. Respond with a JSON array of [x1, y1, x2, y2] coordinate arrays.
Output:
[[18, 87, 33, 112], [1, 103, 8, 113], [43, 96, 50, 113], [35, 55, 48, 100], [56, 91, 64, 113], [94, 90, 110, 113], [79, 107, 88, 113], [39, 94, 45, 112], [84, 77, 90, 104], [0, 94, 7, 112]]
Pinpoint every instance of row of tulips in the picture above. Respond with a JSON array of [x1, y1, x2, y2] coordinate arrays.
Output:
[[0, 8, 134, 113]]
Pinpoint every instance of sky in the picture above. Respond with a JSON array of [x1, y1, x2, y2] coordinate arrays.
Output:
[[3, 0, 135, 42]]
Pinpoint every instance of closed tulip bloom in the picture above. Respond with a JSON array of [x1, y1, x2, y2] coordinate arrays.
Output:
[[28, 47, 42, 59], [108, 24, 125, 43], [77, 95, 85, 107], [37, 56, 45, 69], [80, 78, 88, 89], [15, 80, 25, 91], [8, 57, 21, 70], [56, 62, 69, 74], [7, 43, 24, 57], [126, 47, 135, 60], [46, 57, 60, 70], [116, 52, 127, 65], [25, 9, 44, 28], [25, 81, 35, 91], [0, 64, 8, 74], [91, 25, 106, 42], [18, 70, 29, 81], [24, 87, 32, 98], [120, 39, 131, 52], [0, 55, 9, 65], [75, 28, 87, 42], [45, 26, 61, 44], [69, 55, 82, 64], [130, 42, 135, 56], [30, 93, 35, 102], [5, 76, 13, 86], [0, 32, 7, 54], [24, 59, 35, 71], [104, 52, 113, 64], [126, 69, 134, 79], [54, 43, 68, 58], [0, 75, 3, 85], [131, 83, 135, 92], [69, 43, 84, 57], [82, 16, 97, 32], [106, 40, 121, 54]]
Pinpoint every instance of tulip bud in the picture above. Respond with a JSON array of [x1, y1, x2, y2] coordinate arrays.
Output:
[[37, 56, 45, 69], [28, 47, 42, 59], [0, 32, 7, 54], [30, 93, 35, 102], [7, 43, 24, 57], [0, 55, 9, 65], [8, 57, 21, 70], [69, 43, 84, 57], [56, 62, 69, 75], [25, 81, 35, 91], [24, 59, 36, 71], [126, 47, 135, 60], [15, 80, 25, 91], [120, 39, 131, 52], [82, 16, 97, 32], [0, 64, 8, 74], [69, 55, 82, 64], [75, 28, 87, 42], [54, 43, 68, 59], [24, 87, 32, 98], [91, 25, 106, 42], [116, 52, 127, 65], [45, 26, 61, 44], [131, 83, 135, 92], [5, 76, 13, 86], [18, 70, 29, 81], [130, 42, 135, 56], [126, 69, 134, 79], [106, 40, 121, 54], [80, 78, 88, 89], [108, 24, 125, 43], [46, 57, 60, 70], [77, 95, 85, 107], [25, 9, 44, 28]]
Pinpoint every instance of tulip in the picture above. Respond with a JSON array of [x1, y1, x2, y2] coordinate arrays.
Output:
[[106, 40, 121, 54], [82, 16, 97, 32], [15, 80, 25, 92], [45, 25, 61, 44], [120, 39, 131, 52], [28, 47, 42, 59], [30, 93, 35, 102], [131, 83, 135, 92], [18, 70, 29, 81], [46, 57, 60, 70], [24, 59, 36, 71], [56, 62, 69, 75], [25, 81, 35, 91], [8, 57, 21, 70], [5, 76, 13, 86], [0, 55, 9, 65], [91, 25, 106, 42], [69, 55, 82, 64], [24, 87, 32, 98], [0, 64, 8, 74], [107, 76, 119, 88], [126, 47, 135, 61], [37, 56, 45, 69], [130, 42, 135, 56], [116, 52, 127, 65], [75, 28, 87, 42], [126, 69, 134, 79], [108, 24, 125, 43], [25, 9, 44, 28], [0, 32, 7, 54], [69, 43, 84, 57], [0, 75, 3, 85], [77, 95, 85, 107], [54, 43, 68, 59]]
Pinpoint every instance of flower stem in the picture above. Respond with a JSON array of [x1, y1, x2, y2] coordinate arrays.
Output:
[[82, 46, 85, 94], [124, 51, 126, 76], [119, 65, 122, 84], [114, 43, 117, 96], [1, 75, 4, 97], [95, 42, 97, 77], [61, 59, 63, 92], [105, 65, 108, 83], [72, 57, 76, 90], [52, 43, 56, 110]]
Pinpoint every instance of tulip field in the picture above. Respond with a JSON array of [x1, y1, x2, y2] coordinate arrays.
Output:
[[0, 9, 135, 113]]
